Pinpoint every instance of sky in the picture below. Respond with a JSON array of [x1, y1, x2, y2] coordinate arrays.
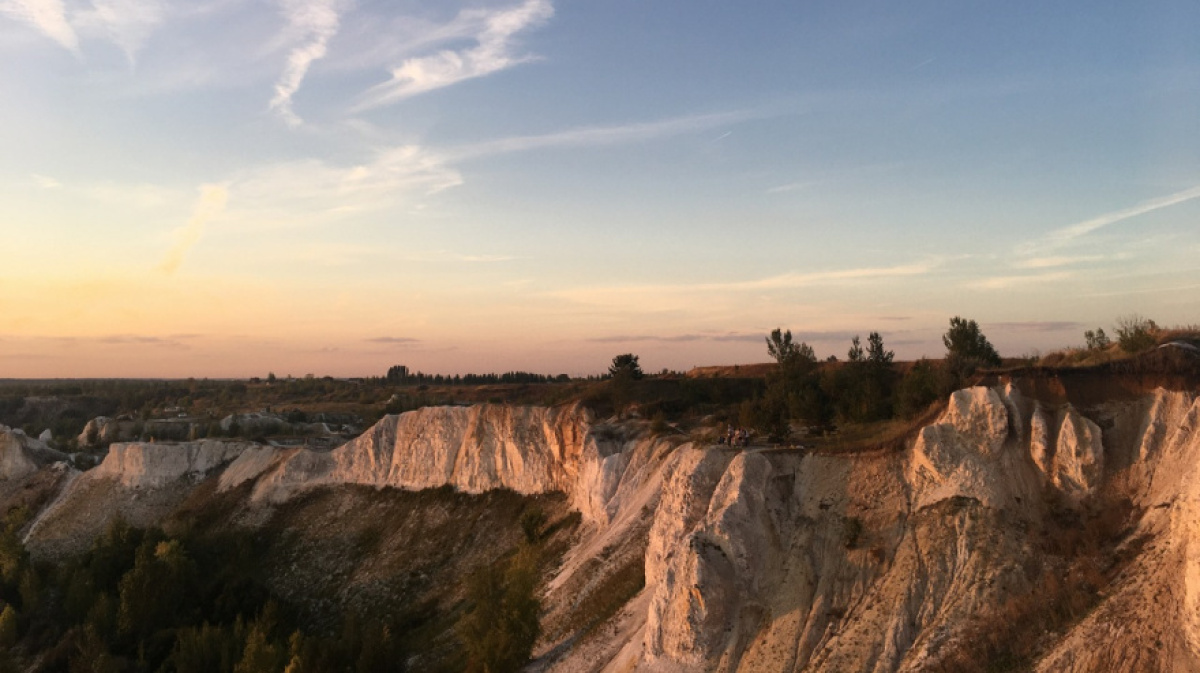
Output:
[[1, 0, 1198, 377]]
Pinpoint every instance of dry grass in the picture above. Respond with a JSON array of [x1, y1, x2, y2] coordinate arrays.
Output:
[[686, 363, 777, 379], [554, 553, 645, 641], [932, 472, 1141, 672], [1037, 325, 1200, 370], [772, 398, 947, 456]]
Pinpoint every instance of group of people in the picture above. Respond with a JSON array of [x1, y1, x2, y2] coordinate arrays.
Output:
[[720, 425, 751, 447]]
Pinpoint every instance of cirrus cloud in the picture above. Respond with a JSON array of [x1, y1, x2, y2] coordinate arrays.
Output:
[[269, 0, 347, 126], [353, 0, 553, 110], [0, 0, 79, 53]]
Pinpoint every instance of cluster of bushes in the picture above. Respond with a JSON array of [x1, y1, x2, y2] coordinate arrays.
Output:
[[738, 317, 1001, 441], [0, 513, 414, 673], [385, 366, 571, 386], [1042, 315, 1200, 368], [457, 548, 541, 673]]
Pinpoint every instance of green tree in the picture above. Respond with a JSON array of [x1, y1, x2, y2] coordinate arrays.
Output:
[[943, 317, 1002, 366], [867, 332, 893, 365], [356, 622, 397, 673], [1114, 315, 1157, 353], [766, 328, 816, 367], [68, 625, 120, 673], [607, 354, 643, 381], [740, 392, 789, 442], [118, 538, 196, 638], [943, 317, 1001, 383], [458, 550, 540, 673], [1084, 328, 1110, 350], [235, 624, 285, 673], [847, 336, 864, 363], [895, 359, 943, 418], [0, 508, 30, 594], [170, 622, 242, 673], [607, 354, 644, 415], [746, 329, 827, 439], [831, 332, 894, 423], [0, 603, 16, 648], [85, 593, 118, 644]]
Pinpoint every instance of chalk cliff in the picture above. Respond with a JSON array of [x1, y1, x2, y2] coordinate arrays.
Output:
[[15, 379, 1200, 672], [233, 404, 657, 526], [0, 424, 66, 480]]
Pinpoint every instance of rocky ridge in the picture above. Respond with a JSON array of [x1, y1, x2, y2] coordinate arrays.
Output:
[[0, 424, 67, 481], [6, 381, 1200, 671]]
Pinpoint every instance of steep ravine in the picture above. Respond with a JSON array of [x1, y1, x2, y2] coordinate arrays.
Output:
[[6, 383, 1200, 671]]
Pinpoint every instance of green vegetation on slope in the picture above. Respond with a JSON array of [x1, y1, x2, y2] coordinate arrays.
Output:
[[0, 483, 579, 673]]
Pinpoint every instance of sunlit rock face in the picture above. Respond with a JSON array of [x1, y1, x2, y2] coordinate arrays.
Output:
[[77, 416, 121, 447], [245, 403, 657, 526], [0, 424, 66, 480], [637, 386, 1050, 673], [20, 381, 1200, 672], [621, 386, 1199, 673], [94, 440, 258, 489]]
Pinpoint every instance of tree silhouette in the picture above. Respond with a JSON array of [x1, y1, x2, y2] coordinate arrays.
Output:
[[608, 354, 643, 381]]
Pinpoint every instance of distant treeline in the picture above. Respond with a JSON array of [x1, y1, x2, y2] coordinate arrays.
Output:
[[385, 365, 572, 386]]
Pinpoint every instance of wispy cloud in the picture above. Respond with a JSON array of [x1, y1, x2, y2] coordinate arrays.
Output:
[[393, 250, 514, 263], [31, 173, 61, 188], [987, 321, 1083, 332], [450, 110, 762, 160], [285, 244, 511, 266], [713, 262, 936, 292], [1081, 282, 1200, 298], [95, 334, 195, 348], [269, 0, 346, 126], [0, 0, 79, 53], [1011, 254, 1111, 269], [226, 145, 461, 227], [766, 180, 817, 194], [366, 336, 420, 344], [219, 109, 765, 226], [76, 0, 164, 62], [553, 261, 938, 307], [158, 184, 228, 274], [85, 181, 179, 208], [969, 271, 1072, 290], [1021, 184, 1200, 255], [587, 332, 763, 344], [353, 0, 552, 111]]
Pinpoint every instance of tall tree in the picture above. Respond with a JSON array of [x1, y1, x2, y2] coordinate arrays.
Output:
[[943, 317, 1001, 365], [847, 336, 864, 363], [607, 354, 644, 381], [767, 328, 816, 367], [943, 317, 1001, 383], [866, 332, 893, 365], [832, 332, 895, 423]]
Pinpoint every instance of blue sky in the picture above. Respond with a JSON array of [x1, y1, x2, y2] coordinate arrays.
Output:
[[1, 0, 1198, 377]]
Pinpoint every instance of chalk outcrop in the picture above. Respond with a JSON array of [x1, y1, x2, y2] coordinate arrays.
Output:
[[19, 377, 1200, 672], [0, 424, 67, 480], [631, 386, 1046, 673], [77, 416, 121, 447], [93, 439, 259, 489], [245, 404, 654, 525]]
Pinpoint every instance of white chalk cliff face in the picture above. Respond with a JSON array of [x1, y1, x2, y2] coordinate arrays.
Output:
[[632, 387, 1048, 673], [18, 384, 1200, 671], [0, 424, 67, 480], [93, 440, 260, 489], [234, 403, 654, 526], [559, 385, 1200, 673]]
